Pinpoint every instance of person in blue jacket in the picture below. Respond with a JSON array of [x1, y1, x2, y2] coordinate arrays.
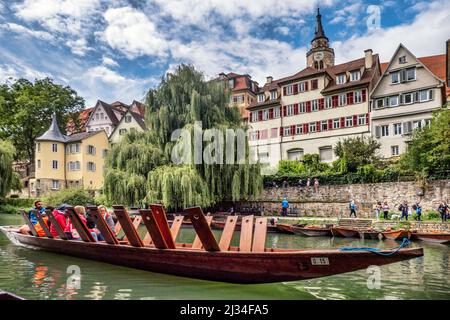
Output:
[[29, 200, 45, 225], [281, 198, 289, 217]]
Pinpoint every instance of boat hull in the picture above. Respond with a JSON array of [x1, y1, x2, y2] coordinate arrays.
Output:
[[292, 227, 332, 237], [331, 227, 360, 238], [359, 231, 381, 240], [0, 227, 423, 284], [276, 223, 295, 234], [411, 232, 450, 244], [382, 230, 411, 240]]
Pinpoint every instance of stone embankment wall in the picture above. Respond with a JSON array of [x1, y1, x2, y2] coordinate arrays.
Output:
[[246, 179, 450, 218]]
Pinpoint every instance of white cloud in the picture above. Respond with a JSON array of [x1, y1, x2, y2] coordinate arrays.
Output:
[[275, 26, 290, 36], [0, 22, 55, 41], [102, 56, 119, 67], [329, 2, 364, 26], [66, 38, 90, 56], [102, 6, 169, 59]]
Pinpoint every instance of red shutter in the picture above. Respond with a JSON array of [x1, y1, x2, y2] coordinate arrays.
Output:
[[283, 87, 287, 96], [328, 119, 333, 130], [294, 103, 299, 115], [347, 92, 354, 105], [258, 110, 263, 121], [279, 127, 284, 137], [340, 117, 345, 128], [293, 84, 299, 94], [290, 125, 296, 136], [269, 108, 274, 119], [303, 123, 309, 134], [316, 121, 321, 132], [362, 89, 367, 102], [319, 98, 324, 110], [353, 115, 358, 127], [306, 101, 311, 113], [332, 95, 338, 108], [366, 113, 370, 125]]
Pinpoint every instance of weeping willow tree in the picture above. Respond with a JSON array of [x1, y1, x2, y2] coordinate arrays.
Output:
[[104, 65, 262, 209], [0, 140, 16, 197]]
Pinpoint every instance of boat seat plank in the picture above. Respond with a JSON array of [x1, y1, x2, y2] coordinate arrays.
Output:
[[34, 209, 53, 238], [149, 205, 176, 249], [87, 206, 119, 245], [122, 215, 143, 242], [170, 216, 184, 242], [139, 209, 169, 249], [20, 209, 39, 237], [65, 207, 96, 242], [218, 216, 238, 251], [186, 207, 220, 252], [252, 217, 267, 253], [239, 215, 254, 252], [142, 232, 153, 246], [112, 206, 144, 247], [45, 208, 67, 240]]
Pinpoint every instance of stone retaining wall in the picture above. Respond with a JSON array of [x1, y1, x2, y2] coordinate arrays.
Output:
[[244, 179, 450, 218]]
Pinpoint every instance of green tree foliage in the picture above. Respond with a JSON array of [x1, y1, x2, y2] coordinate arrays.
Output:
[[402, 109, 450, 177], [277, 154, 331, 176], [0, 140, 16, 197], [0, 78, 85, 162], [334, 136, 381, 173], [44, 188, 95, 207], [104, 65, 262, 208]]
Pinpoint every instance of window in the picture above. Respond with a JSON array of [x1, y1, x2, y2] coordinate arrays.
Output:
[[273, 107, 280, 118], [311, 100, 319, 112], [258, 152, 269, 161], [87, 145, 96, 155], [413, 120, 422, 129], [345, 116, 353, 127], [403, 92, 414, 104], [228, 79, 234, 89], [336, 74, 346, 84], [325, 97, 332, 109], [270, 90, 277, 100], [321, 120, 328, 131], [283, 127, 291, 136], [52, 160, 58, 169], [37, 160, 41, 169], [286, 105, 294, 116], [354, 91, 362, 104], [319, 147, 333, 161], [338, 94, 347, 106], [406, 68, 416, 81], [251, 112, 258, 122], [389, 96, 399, 107], [295, 125, 303, 135], [399, 56, 407, 64], [271, 128, 278, 138], [381, 125, 389, 137], [394, 123, 402, 135], [67, 143, 80, 154], [257, 94, 265, 103], [87, 162, 96, 172], [100, 113, 104, 119], [68, 161, 81, 171], [391, 72, 400, 84], [96, 113, 99, 120], [298, 82, 306, 92], [376, 99, 384, 109], [52, 180, 60, 190], [299, 102, 306, 113], [263, 109, 269, 120], [259, 129, 268, 140], [249, 131, 258, 141], [287, 149, 304, 160], [350, 70, 361, 81], [52, 144, 58, 152], [309, 122, 316, 133], [37, 143, 41, 152], [424, 119, 432, 127], [103, 149, 108, 158], [419, 90, 431, 102], [333, 118, 340, 129], [125, 115, 132, 123], [391, 146, 400, 156], [357, 114, 366, 125], [285, 85, 293, 96], [311, 79, 318, 90]]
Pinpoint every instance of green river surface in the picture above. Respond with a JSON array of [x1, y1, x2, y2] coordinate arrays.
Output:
[[0, 213, 449, 300]]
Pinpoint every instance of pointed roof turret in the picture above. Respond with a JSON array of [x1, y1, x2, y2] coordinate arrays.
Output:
[[313, 7, 328, 41], [36, 113, 67, 142]]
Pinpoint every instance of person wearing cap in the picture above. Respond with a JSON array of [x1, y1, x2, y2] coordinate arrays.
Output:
[[49, 204, 69, 238]]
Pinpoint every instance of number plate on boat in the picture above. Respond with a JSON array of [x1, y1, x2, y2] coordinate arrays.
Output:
[[311, 257, 329, 265]]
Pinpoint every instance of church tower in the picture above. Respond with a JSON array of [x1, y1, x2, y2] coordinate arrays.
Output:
[[306, 8, 335, 70]]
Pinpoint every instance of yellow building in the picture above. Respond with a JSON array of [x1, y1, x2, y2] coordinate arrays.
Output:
[[30, 114, 109, 197]]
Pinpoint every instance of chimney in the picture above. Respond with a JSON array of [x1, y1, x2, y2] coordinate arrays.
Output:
[[364, 49, 373, 69], [446, 39, 450, 88], [266, 76, 273, 84]]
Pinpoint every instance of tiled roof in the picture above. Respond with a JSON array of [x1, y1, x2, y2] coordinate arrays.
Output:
[[66, 107, 93, 135], [130, 111, 147, 130], [66, 131, 102, 142], [277, 67, 327, 84]]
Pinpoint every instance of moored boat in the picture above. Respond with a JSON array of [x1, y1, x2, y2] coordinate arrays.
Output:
[[331, 227, 360, 238], [275, 223, 295, 234], [292, 225, 332, 237], [359, 230, 381, 240], [382, 229, 411, 240], [411, 231, 450, 244]]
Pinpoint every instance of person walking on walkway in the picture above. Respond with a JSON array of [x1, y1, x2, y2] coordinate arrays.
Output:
[[349, 200, 357, 218], [399, 201, 409, 220], [438, 201, 448, 222], [281, 198, 289, 217], [306, 178, 311, 191], [413, 202, 422, 221], [382, 201, 390, 220], [314, 178, 320, 193], [374, 202, 382, 221]]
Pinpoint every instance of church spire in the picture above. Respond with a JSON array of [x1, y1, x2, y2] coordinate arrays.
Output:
[[313, 7, 327, 41], [36, 113, 67, 142]]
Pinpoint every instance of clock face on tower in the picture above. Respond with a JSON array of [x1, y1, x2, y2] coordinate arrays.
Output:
[[314, 52, 324, 61]]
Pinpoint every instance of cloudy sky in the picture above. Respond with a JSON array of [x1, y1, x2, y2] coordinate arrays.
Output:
[[0, 0, 449, 107]]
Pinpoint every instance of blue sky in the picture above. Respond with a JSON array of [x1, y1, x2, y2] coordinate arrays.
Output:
[[0, 0, 449, 107]]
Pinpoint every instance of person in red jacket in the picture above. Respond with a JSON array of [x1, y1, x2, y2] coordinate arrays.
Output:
[[49, 205, 68, 238]]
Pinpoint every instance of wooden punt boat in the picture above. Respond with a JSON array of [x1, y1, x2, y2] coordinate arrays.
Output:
[[211, 220, 278, 233], [410, 231, 450, 244], [292, 225, 332, 237], [382, 229, 412, 240], [1, 206, 423, 284], [359, 230, 381, 240], [275, 223, 306, 234], [0, 290, 25, 301], [331, 227, 360, 238]]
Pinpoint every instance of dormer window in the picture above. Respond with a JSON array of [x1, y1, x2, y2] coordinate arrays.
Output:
[[257, 94, 265, 103], [270, 90, 277, 100], [406, 68, 416, 81], [391, 72, 400, 84], [350, 70, 361, 82], [336, 74, 346, 84], [399, 56, 407, 64]]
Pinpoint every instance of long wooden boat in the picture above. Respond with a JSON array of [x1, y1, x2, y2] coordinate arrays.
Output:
[[275, 223, 306, 234], [2, 205, 423, 284], [411, 231, 450, 244], [382, 229, 412, 240], [292, 226, 332, 237], [211, 220, 278, 233], [359, 230, 381, 240], [331, 227, 360, 238], [0, 290, 25, 301]]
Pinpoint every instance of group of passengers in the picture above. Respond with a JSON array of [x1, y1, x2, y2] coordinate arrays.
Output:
[[19, 200, 116, 241]]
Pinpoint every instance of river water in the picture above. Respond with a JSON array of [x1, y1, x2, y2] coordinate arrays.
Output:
[[0, 214, 449, 300]]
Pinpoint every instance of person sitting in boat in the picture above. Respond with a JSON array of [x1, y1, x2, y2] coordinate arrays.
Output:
[[281, 198, 289, 217], [49, 204, 69, 238], [98, 205, 116, 235], [64, 206, 98, 241], [85, 207, 104, 241], [18, 200, 46, 235]]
